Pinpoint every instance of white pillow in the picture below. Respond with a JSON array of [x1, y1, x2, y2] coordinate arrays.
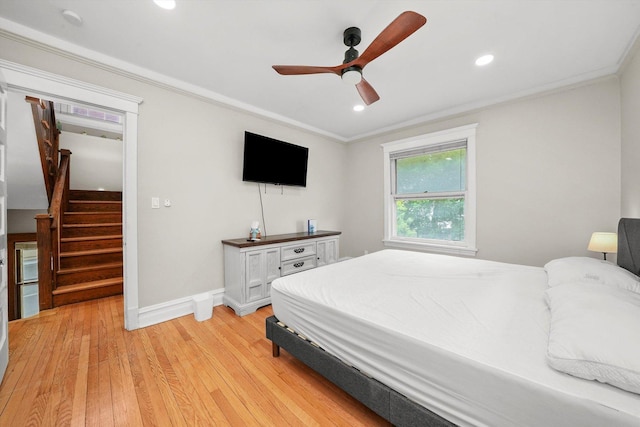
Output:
[[544, 256, 640, 293], [545, 282, 640, 394]]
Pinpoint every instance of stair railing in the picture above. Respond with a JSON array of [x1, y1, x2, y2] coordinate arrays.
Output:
[[26, 96, 60, 204], [27, 96, 69, 310], [35, 149, 71, 310]]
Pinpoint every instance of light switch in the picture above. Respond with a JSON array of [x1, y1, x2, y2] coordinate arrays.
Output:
[[151, 197, 160, 209]]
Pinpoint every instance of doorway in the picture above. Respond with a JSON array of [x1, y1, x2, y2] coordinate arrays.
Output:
[[0, 59, 141, 330]]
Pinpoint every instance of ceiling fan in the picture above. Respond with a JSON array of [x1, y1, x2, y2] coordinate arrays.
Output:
[[272, 11, 427, 106]]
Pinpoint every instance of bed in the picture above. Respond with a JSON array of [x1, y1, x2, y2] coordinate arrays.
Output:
[[266, 218, 640, 426]]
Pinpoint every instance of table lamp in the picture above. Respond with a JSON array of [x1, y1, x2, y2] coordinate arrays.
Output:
[[587, 232, 617, 260]]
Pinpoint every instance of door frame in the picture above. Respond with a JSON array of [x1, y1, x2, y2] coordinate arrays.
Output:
[[0, 63, 8, 382], [0, 59, 142, 330]]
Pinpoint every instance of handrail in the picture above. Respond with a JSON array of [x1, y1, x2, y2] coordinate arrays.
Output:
[[49, 149, 71, 220], [26, 96, 64, 310], [36, 149, 71, 310], [50, 150, 71, 297], [26, 96, 60, 204]]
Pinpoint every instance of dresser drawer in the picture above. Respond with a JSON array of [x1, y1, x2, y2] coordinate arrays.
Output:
[[281, 255, 317, 276], [281, 242, 316, 261]]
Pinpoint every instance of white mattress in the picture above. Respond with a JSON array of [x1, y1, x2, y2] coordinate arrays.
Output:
[[270, 249, 640, 427]]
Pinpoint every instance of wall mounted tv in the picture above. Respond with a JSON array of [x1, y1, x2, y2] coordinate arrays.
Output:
[[242, 131, 309, 187]]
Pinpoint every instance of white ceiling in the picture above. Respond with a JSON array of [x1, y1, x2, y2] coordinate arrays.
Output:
[[1, 1, 639, 142]]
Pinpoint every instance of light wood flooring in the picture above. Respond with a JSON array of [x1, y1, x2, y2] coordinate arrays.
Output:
[[0, 295, 389, 426]]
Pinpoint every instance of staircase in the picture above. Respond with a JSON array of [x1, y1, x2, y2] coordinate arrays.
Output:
[[52, 190, 123, 307], [30, 96, 124, 309]]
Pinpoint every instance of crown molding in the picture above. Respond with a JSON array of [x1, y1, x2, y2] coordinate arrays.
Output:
[[0, 58, 143, 112], [0, 18, 346, 142]]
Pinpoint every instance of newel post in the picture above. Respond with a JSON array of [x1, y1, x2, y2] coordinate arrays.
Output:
[[35, 214, 53, 310]]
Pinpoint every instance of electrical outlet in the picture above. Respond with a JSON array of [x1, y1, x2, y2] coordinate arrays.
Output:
[[164, 199, 171, 207]]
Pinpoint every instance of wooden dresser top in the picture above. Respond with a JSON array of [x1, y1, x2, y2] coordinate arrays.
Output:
[[222, 230, 341, 248]]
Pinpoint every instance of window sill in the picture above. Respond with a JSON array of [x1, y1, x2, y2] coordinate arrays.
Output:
[[383, 239, 478, 257]]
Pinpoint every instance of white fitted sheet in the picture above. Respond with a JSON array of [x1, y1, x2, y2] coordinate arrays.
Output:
[[270, 250, 640, 427]]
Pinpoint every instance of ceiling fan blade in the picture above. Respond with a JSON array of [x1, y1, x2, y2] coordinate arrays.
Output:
[[356, 78, 380, 105], [353, 11, 426, 68], [272, 65, 341, 75]]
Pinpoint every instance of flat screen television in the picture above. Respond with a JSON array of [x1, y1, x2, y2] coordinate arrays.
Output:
[[242, 131, 309, 187]]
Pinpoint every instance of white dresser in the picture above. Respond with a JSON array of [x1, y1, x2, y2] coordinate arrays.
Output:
[[222, 231, 341, 316]]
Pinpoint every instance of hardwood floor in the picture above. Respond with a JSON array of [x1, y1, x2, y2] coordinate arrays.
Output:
[[0, 296, 390, 426]]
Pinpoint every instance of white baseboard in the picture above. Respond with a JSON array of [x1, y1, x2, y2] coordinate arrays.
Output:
[[137, 288, 225, 329]]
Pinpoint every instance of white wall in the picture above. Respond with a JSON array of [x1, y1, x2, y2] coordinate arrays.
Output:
[[133, 87, 345, 307], [7, 209, 46, 233], [344, 77, 622, 267], [0, 31, 632, 309], [60, 132, 123, 191], [621, 42, 640, 218], [0, 35, 346, 308], [5, 91, 48, 210]]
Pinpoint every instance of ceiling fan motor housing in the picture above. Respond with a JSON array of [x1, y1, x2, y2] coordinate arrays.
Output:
[[343, 27, 361, 47], [343, 27, 361, 65], [344, 47, 359, 63]]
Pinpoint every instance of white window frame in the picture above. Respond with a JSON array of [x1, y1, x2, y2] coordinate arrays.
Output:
[[382, 124, 478, 256]]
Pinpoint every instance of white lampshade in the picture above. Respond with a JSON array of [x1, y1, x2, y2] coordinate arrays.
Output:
[[587, 232, 618, 254], [341, 69, 362, 85]]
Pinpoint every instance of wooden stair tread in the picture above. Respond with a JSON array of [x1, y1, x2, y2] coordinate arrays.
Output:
[[69, 200, 122, 204], [63, 222, 122, 228], [69, 190, 122, 201], [64, 211, 122, 215], [67, 200, 122, 213], [53, 277, 123, 295], [61, 234, 122, 243], [43, 187, 125, 307], [57, 262, 123, 275], [60, 247, 122, 258]]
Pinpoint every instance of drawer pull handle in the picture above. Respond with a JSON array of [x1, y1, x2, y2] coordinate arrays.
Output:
[[293, 248, 305, 254], [293, 261, 305, 268]]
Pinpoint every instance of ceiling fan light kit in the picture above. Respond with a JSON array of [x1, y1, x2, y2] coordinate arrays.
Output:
[[272, 11, 427, 105], [341, 68, 362, 85]]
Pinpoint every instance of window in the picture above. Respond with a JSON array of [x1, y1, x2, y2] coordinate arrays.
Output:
[[382, 124, 477, 256]]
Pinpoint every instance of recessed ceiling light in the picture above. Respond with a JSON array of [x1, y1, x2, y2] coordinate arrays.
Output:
[[154, 0, 176, 10], [61, 9, 83, 26], [475, 54, 494, 67], [353, 105, 365, 112]]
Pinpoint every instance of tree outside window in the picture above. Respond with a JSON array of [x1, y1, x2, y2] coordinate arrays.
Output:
[[382, 124, 477, 256], [394, 147, 466, 242]]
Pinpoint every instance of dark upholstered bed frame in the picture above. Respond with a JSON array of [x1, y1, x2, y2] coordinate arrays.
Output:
[[266, 218, 640, 427], [265, 316, 454, 426], [618, 218, 640, 276]]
